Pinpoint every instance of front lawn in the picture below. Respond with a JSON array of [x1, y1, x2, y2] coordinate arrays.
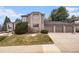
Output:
[[0, 34, 53, 46]]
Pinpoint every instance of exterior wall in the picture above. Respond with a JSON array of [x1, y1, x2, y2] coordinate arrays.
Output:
[[76, 26, 79, 31], [27, 15, 31, 26], [76, 24, 79, 32], [75, 21, 79, 32], [31, 13, 44, 32], [41, 14, 44, 30]]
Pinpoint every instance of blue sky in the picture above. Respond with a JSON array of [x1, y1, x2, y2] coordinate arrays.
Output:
[[0, 6, 79, 25]]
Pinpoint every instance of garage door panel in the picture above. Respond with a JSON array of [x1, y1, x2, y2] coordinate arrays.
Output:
[[45, 26, 54, 32], [66, 25, 73, 32], [55, 25, 63, 32]]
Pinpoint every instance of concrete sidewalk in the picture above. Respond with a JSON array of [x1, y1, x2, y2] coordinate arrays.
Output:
[[0, 44, 60, 53], [0, 33, 12, 36], [48, 33, 79, 53]]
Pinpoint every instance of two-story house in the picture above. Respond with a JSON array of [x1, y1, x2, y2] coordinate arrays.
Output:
[[21, 12, 44, 32]]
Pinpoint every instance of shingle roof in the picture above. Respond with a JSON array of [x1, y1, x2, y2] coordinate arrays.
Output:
[[44, 20, 74, 25], [21, 12, 44, 17]]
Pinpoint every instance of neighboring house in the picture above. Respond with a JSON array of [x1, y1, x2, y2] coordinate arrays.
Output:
[[6, 12, 79, 33], [6, 22, 14, 32]]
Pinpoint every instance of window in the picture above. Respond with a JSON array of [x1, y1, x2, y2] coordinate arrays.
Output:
[[8, 25, 12, 29], [33, 24, 39, 27], [22, 17, 27, 22], [32, 15, 39, 20]]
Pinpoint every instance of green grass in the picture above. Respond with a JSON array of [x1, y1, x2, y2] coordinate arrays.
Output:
[[0, 34, 54, 46]]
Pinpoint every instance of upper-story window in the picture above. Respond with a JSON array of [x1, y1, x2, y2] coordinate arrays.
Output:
[[22, 17, 27, 22], [32, 14, 39, 20]]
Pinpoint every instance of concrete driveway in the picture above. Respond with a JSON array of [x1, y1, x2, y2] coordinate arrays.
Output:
[[48, 33, 79, 53]]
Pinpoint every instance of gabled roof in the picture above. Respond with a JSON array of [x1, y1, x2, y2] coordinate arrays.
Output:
[[21, 12, 44, 17]]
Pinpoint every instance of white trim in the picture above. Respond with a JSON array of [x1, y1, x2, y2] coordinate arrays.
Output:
[[63, 25, 66, 33], [53, 25, 56, 33]]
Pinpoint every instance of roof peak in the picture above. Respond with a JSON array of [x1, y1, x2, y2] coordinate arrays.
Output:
[[21, 11, 44, 17]]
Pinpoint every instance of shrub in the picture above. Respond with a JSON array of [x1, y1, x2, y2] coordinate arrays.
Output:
[[0, 36, 7, 41], [15, 22, 28, 34], [76, 30, 79, 32], [40, 30, 48, 34]]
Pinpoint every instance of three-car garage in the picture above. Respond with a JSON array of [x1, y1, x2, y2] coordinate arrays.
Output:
[[44, 21, 76, 33]]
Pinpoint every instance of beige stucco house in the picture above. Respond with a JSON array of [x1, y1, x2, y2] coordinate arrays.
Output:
[[21, 12, 44, 32]]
